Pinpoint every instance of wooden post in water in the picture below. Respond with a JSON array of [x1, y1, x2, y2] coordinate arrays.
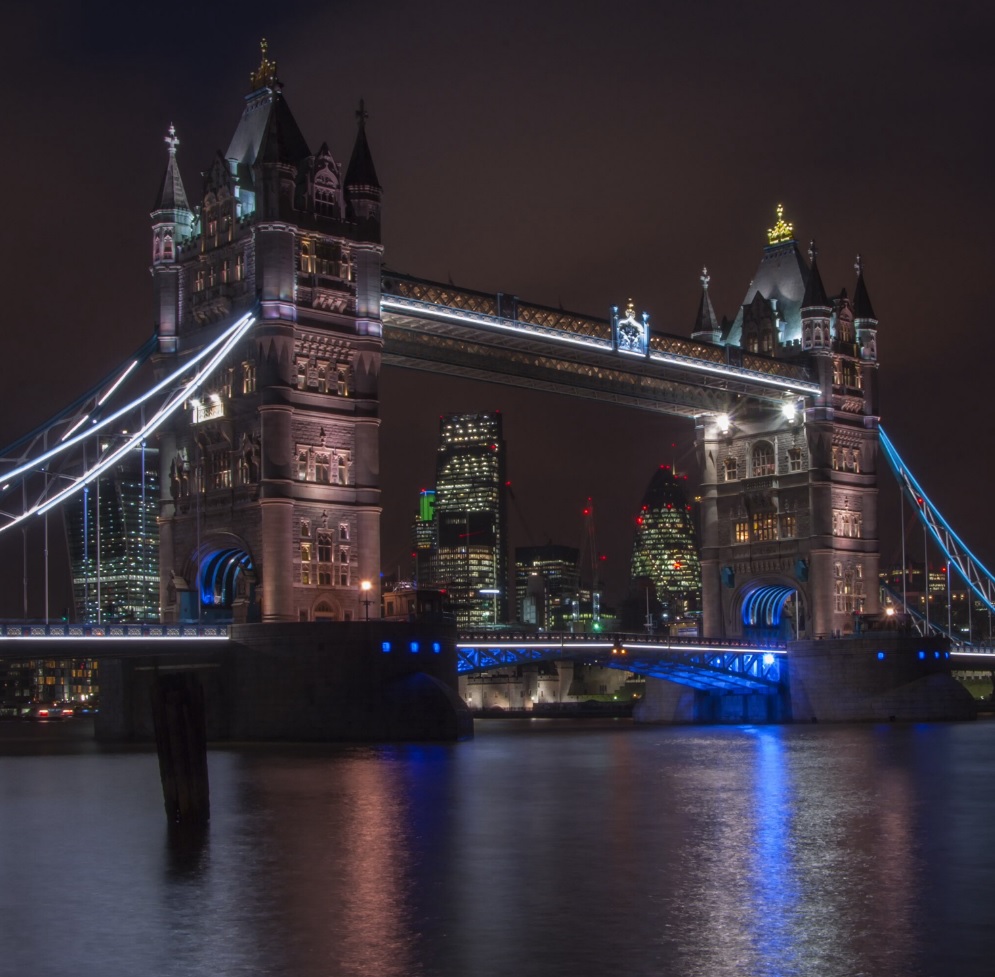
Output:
[[150, 672, 210, 823]]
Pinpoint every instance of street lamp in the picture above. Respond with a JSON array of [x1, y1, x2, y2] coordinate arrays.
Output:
[[360, 579, 373, 621]]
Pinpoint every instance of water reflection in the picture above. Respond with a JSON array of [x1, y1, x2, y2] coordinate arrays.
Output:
[[1, 719, 993, 976]]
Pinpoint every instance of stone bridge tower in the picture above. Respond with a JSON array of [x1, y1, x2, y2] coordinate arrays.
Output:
[[151, 43, 383, 624], [695, 206, 880, 640]]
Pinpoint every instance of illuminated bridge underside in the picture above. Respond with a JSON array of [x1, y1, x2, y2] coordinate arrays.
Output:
[[457, 637, 786, 692], [382, 279, 819, 418]]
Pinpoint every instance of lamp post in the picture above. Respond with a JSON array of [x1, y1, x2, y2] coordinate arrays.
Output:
[[360, 579, 373, 621]]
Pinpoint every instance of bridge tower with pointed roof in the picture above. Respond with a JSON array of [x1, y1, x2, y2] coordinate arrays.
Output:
[[150, 42, 384, 625], [695, 205, 881, 640]]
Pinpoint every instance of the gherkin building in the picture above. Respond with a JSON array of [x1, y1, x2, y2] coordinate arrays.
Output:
[[630, 465, 701, 620]]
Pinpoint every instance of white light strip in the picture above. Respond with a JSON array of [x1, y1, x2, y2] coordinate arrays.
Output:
[[97, 359, 139, 406], [2, 309, 256, 487], [0, 635, 230, 643], [60, 413, 89, 442], [31, 314, 256, 521], [457, 641, 786, 654], [382, 296, 820, 394]]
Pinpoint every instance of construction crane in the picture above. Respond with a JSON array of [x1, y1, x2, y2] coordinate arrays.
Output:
[[579, 498, 602, 630]]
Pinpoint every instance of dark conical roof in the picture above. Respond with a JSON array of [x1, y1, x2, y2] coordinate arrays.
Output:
[[226, 88, 311, 171], [345, 101, 381, 190], [853, 259, 877, 320], [802, 246, 829, 309], [153, 125, 190, 212], [692, 267, 719, 336]]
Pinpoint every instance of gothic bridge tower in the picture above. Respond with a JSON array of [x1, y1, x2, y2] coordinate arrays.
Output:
[[695, 205, 880, 640], [151, 42, 383, 624]]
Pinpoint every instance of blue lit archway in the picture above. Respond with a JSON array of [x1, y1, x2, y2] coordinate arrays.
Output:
[[741, 585, 800, 642], [184, 534, 257, 623]]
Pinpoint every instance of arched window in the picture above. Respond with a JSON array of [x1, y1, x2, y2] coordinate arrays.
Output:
[[337, 456, 348, 485], [751, 441, 775, 477], [163, 234, 174, 261]]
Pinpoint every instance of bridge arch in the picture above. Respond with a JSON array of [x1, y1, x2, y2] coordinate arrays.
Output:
[[734, 578, 806, 642], [184, 532, 258, 622]]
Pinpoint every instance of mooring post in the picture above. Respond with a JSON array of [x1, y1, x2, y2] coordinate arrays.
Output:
[[150, 672, 210, 823]]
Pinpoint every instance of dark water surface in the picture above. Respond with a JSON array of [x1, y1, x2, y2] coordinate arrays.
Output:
[[2, 717, 994, 977]]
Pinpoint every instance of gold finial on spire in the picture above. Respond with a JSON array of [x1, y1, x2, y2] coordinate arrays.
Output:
[[767, 203, 794, 245], [250, 37, 279, 91], [624, 298, 636, 320]]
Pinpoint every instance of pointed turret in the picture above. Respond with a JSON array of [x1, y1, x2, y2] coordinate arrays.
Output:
[[151, 125, 194, 354], [853, 255, 878, 363], [801, 241, 832, 352], [345, 100, 382, 227], [691, 267, 722, 344]]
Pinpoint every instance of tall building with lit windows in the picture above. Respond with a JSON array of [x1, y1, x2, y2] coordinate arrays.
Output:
[[515, 544, 580, 627], [64, 443, 160, 623], [431, 412, 507, 627], [630, 466, 701, 622], [411, 489, 438, 587], [151, 43, 383, 624]]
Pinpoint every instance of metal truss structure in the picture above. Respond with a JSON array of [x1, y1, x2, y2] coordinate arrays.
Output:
[[456, 633, 786, 692], [381, 275, 819, 420], [879, 426, 995, 619]]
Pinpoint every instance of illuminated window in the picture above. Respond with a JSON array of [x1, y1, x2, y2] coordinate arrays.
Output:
[[242, 361, 256, 394], [163, 234, 174, 261], [235, 253, 244, 281], [301, 239, 316, 275], [221, 259, 229, 284], [297, 449, 310, 481], [751, 442, 775, 477], [752, 512, 777, 541], [339, 523, 349, 541], [788, 448, 803, 472], [208, 264, 217, 288], [735, 520, 750, 543], [220, 368, 233, 399], [314, 453, 331, 483], [337, 455, 348, 485], [337, 369, 348, 396], [780, 514, 797, 538]]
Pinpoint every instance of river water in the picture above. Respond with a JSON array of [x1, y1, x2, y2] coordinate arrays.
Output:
[[2, 717, 994, 977]]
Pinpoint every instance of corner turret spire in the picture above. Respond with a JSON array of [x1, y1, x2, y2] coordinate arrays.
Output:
[[153, 123, 190, 212], [691, 266, 721, 343], [345, 99, 382, 225], [802, 241, 829, 309], [852, 254, 877, 321]]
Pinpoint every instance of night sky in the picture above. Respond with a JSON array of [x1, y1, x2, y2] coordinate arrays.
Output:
[[2, 1, 993, 615]]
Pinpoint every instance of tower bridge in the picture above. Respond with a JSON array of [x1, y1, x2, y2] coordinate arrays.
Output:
[[0, 45, 987, 733]]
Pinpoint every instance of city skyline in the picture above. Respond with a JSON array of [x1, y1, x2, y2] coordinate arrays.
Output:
[[1, 2, 993, 615]]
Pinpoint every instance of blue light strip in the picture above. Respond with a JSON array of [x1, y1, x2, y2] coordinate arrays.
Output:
[[879, 426, 995, 614]]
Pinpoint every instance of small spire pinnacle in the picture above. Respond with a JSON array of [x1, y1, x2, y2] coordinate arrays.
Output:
[[808, 240, 817, 262], [249, 37, 279, 91], [855, 254, 863, 275], [767, 203, 794, 245], [700, 266, 710, 291], [165, 124, 179, 156], [356, 98, 369, 129]]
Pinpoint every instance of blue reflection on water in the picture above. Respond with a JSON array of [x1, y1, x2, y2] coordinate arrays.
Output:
[[749, 727, 799, 976]]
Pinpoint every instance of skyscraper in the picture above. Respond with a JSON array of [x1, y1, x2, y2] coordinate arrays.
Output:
[[630, 465, 702, 625], [411, 488, 438, 587], [515, 544, 580, 628], [64, 442, 160, 623], [432, 412, 507, 627]]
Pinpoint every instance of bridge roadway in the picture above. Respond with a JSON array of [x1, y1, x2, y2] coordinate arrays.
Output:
[[0, 624, 990, 696]]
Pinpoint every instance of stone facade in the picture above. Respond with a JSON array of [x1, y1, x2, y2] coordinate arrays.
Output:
[[695, 222, 881, 640], [150, 49, 383, 625]]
